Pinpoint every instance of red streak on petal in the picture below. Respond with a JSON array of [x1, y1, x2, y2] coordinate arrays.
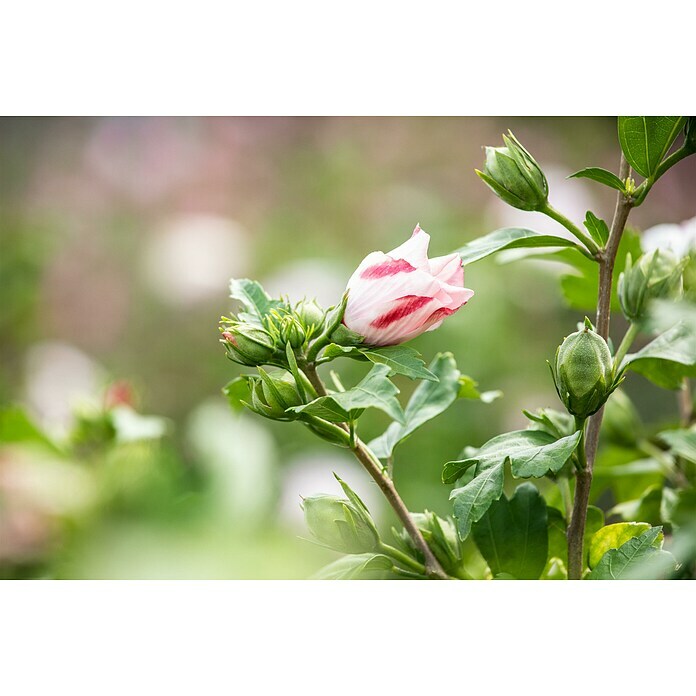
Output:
[[425, 307, 456, 324], [360, 258, 416, 279], [370, 295, 433, 329]]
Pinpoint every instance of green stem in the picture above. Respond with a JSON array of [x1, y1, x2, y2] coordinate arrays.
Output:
[[541, 203, 601, 257], [379, 542, 427, 575], [613, 322, 639, 369], [301, 362, 449, 580]]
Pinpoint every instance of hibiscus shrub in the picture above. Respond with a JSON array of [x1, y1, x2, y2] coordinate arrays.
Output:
[[220, 116, 696, 580]]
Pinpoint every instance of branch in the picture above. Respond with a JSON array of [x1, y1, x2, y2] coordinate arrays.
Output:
[[302, 363, 449, 579], [566, 153, 633, 580]]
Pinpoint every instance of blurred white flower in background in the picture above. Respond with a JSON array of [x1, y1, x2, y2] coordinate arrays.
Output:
[[262, 259, 348, 307], [278, 452, 383, 531], [23, 342, 105, 436], [143, 214, 251, 306], [641, 215, 696, 258], [186, 400, 275, 527]]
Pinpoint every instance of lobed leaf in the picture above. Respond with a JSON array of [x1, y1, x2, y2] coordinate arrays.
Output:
[[369, 353, 461, 459], [443, 429, 581, 484]]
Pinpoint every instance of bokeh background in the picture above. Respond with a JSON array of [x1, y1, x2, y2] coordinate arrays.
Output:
[[2, 117, 695, 578]]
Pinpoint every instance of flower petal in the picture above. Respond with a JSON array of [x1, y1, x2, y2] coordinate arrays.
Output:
[[386, 224, 430, 268]]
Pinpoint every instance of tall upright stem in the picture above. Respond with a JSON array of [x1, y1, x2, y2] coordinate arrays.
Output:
[[566, 154, 633, 580], [302, 362, 449, 579]]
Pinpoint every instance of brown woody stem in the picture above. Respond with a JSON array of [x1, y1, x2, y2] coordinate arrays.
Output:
[[566, 153, 633, 580]]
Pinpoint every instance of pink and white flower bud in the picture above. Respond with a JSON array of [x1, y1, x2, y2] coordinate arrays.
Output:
[[344, 225, 474, 346]]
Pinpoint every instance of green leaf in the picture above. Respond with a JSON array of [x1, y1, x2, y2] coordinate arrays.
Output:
[[458, 375, 503, 403], [569, 168, 626, 193], [450, 461, 506, 540], [456, 227, 580, 265], [320, 344, 369, 362], [618, 116, 686, 178], [290, 398, 352, 423], [472, 483, 549, 580], [588, 522, 655, 569], [588, 527, 675, 579], [223, 376, 252, 412], [443, 429, 582, 484], [622, 321, 696, 389], [229, 278, 283, 322], [658, 428, 696, 464], [312, 553, 394, 580], [294, 364, 405, 424], [559, 229, 641, 311], [369, 353, 461, 459], [363, 345, 437, 381], [583, 211, 610, 246]]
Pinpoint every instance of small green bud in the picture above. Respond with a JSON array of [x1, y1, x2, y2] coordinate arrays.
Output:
[[618, 250, 684, 322], [279, 315, 306, 348], [221, 324, 276, 366], [552, 323, 617, 419], [247, 369, 303, 420], [476, 131, 548, 211], [302, 493, 380, 554], [296, 298, 325, 338], [409, 511, 462, 574], [602, 389, 642, 447]]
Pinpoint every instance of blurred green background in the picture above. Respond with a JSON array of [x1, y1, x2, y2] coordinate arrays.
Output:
[[1, 117, 695, 578]]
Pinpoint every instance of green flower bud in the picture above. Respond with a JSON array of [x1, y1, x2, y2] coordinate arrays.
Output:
[[400, 511, 463, 575], [279, 315, 306, 348], [602, 389, 642, 447], [551, 322, 617, 419], [618, 250, 684, 322], [303, 493, 380, 554], [221, 324, 276, 366], [247, 369, 303, 420], [476, 131, 548, 211], [296, 298, 325, 338]]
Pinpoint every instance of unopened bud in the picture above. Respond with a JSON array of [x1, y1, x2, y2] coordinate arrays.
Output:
[[618, 250, 684, 322], [221, 324, 276, 366], [476, 131, 548, 211], [551, 321, 617, 419], [303, 493, 379, 554]]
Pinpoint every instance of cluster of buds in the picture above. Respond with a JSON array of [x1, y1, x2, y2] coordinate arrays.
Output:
[[618, 250, 685, 323], [476, 131, 549, 212], [220, 297, 329, 368], [551, 320, 620, 420], [394, 511, 463, 577], [302, 478, 380, 554]]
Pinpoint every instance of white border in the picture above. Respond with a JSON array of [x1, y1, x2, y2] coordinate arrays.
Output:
[[1, 581, 693, 694], [2, 2, 694, 114]]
